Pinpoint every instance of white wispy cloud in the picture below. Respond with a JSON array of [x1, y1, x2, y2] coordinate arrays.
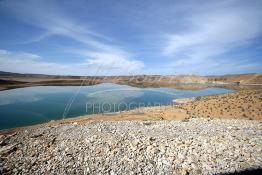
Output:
[[161, 1, 262, 74], [0, 0, 143, 75], [164, 8, 262, 56], [0, 49, 143, 75], [3, 0, 118, 51], [77, 51, 144, 73], [0, 0, 261, 75]]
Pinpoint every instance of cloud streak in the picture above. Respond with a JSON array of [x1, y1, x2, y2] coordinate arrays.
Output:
[[160, 1, 262, 74], [164, 6, 262, 56], [0, 0, 261, 75], [0, 49, 143, 75], [0, 0, 143, 75], [5, 0, 121, 53]]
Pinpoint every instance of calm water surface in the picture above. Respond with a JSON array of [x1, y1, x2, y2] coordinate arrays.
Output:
[[0, 83, 233, 129]]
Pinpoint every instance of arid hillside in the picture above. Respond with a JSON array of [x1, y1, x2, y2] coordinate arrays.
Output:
[[0, 71, 262, 90], [177, 89, 262, 120], [206, 74, 262, 85]]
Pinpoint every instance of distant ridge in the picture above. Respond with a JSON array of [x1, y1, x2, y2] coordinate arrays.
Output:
[[0, 71, 261, 91], [0, 70, 260, 78], [0, 71, 82, 78]]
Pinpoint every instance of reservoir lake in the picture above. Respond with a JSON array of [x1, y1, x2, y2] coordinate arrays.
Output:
[[0, 83, 233, 129]]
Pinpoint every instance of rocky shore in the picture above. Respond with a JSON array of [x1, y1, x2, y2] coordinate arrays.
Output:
[[1, 118, 262, 175]]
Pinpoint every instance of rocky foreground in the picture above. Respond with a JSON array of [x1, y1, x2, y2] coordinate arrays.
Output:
[[1, 118, 262, 175]]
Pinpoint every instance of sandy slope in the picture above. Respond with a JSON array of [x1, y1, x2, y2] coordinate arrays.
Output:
[[177, 89, 262, 120]]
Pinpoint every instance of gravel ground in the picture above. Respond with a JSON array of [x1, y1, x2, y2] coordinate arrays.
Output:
[[0, 118, 262, 175]]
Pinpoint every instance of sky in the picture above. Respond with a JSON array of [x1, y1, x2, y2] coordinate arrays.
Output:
[[0, 0, 261, 76]]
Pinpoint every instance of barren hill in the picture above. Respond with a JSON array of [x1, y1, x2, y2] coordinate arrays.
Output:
[[0, 72, 261, 91]]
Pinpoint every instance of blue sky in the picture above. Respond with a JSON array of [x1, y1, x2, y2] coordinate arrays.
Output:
[[0, 0, 261, 75]]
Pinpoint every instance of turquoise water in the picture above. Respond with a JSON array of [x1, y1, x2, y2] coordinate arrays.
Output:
[[0, 83, 233, 129]]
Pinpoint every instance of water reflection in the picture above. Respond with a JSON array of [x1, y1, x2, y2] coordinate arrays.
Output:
[[0, 83, 233, 129]]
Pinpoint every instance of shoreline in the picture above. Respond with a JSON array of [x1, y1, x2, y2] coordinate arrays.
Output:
[[1, 72, 262, 91], [1, 88, 261, 135], [1, 81, 262, 92]]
